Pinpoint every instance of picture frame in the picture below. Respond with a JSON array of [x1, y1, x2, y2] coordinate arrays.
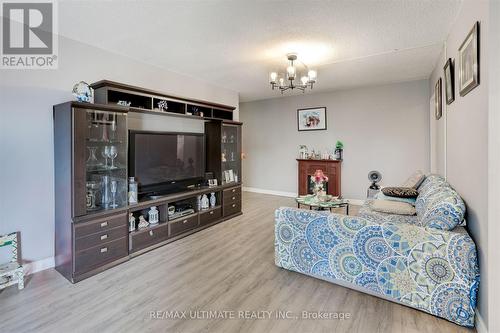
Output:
[[297, 107, 327, 131], [208, 179, 218, 187], [443, 58, 455, 104], [458, 21, 480, 97], [228, 170, 235, 182], [435, 78, 442, 120]]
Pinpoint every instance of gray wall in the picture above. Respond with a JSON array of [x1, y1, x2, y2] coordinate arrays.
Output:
[[488, 2, 500, 332], [0, 36, 239, 264], [428, 0, 491, 329], [240, 80, 430, 199]]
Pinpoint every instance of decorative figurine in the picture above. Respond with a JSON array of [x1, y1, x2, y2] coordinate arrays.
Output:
[[148, 206, 159, 224], [210, 193, 216, 208], [201, 194, 209, 210], [137, 215, 149, 229], [157, 100, 168, 111], [221, 151, 227, 162], [116, 100, 131, 107], [129, 213, 136, 232], [298, 145, 308, 159], [72, 81, 93, 103], [222, 132, 227, 143]]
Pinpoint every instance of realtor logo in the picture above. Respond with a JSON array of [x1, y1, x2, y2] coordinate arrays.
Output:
[[1, 0, 58, 69]]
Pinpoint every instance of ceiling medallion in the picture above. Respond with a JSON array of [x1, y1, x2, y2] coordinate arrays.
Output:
[[269, 53, 317, 94]]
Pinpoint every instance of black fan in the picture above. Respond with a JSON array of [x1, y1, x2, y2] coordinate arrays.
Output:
[[368, 171, 382, 190]]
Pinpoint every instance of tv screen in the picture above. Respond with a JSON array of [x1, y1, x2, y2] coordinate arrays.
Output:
[[130, 131, 205, 188]]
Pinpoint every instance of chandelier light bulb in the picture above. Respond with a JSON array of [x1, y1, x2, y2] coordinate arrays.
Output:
[[269, 72, 277, 84], [286, 65, 296, 80], [308, 69, 317, 82], [300, 76, 309, 86], [278, 77, 285, 87]]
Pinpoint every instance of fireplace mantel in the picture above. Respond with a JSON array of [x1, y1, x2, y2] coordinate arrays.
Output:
[[297, 159, 342, 196]]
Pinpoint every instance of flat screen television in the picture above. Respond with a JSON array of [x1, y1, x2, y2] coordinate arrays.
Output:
[[129, 130, 205, 196]]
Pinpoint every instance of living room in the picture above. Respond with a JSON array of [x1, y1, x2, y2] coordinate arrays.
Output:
[[1, 0, 499, 332]]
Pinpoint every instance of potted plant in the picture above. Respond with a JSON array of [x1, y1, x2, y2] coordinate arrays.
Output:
[[335, 140, 344, 160]]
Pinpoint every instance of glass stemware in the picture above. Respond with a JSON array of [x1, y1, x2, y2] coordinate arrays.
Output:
[[110, 180, 118, 208], [108, 146, 118, 169], [87, 147, 100, 167], [110, 113, 117, 141], [102, 146, 110, 168]]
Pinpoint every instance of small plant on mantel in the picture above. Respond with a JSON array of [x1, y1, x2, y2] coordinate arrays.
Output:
[[335, 140, 344, 160]]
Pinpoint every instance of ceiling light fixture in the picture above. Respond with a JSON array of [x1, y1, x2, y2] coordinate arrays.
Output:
[[269, 53, 317, 94]]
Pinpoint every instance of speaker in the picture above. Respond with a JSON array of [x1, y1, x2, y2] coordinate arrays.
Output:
[[368, 170, 382, 190]]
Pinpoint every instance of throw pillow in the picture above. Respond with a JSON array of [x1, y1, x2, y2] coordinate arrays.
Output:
[[401, 170, 426, 189], [371, 200, 416, 215], [374, 192, 416, 205], [382, 187, 418, 198]]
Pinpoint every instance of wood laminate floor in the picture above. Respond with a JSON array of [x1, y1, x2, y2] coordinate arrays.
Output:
[[0, 192, 474, 333]]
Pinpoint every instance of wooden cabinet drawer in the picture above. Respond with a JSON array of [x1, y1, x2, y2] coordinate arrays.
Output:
[[130, 223, 168, 253], [224, 200, 241, 217], [223, 192, 241, 206], [223, 186, 241, 197], [75, 225, 127, 252], [74, 237, 128, 274], [75, 213, 127, 239], [169, 214, 198, 237], [199, 207, 222, 226]]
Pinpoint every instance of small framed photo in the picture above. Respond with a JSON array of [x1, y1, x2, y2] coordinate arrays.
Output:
[[435, 78, 442, 120], [458, 21, 480, 96], [443, 58, 455, 104], [228, 170, 235, 182], [208, 179, 218, 187], [297, 107, 327, 131]]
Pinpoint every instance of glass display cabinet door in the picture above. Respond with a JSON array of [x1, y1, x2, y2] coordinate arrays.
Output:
[[221, 124, 241, 185], [73, 108, 128, 217]]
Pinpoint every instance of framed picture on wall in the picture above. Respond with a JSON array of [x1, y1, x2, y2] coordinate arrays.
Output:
[[435, 78, 442, 120], [297, 107, 327, 131], [443, 58, 455, 104], [458, 21, 480, 96]]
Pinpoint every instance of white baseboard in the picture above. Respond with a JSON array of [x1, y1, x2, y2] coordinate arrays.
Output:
[[476, 310, 487, 333], [24, 257, 54, 276], [243, 187, 297, 198], [242, 187, 365, 206]]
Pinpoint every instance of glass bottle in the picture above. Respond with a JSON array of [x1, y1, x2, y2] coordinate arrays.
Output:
[[128, 177, 138, 204], [101, 175, 111, 208]]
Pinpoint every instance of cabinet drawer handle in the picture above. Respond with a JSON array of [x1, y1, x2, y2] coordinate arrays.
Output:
[[232, 204, 236, 208], [232, 196, 235, 200], [100, 247, 108, 253], [100, 234, 108, 240], [182, 219, 188, 224], [100, 221, 108, 228], [232, 189, 236, 193], [209, 211, 214, 215], [149, 230, 154, 236]]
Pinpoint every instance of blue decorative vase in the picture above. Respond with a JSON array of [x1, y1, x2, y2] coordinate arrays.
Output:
[[210, 192, 216, 208]]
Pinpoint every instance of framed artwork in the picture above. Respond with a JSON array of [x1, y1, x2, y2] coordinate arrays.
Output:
[[443, 58, 455, 104], [297, 107, 327, 131], [435, 78, 442, 120], [458, 21, 480, 96]]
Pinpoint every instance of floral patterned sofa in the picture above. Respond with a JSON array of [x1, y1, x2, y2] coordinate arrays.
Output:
[[274, 175, 479, 327]]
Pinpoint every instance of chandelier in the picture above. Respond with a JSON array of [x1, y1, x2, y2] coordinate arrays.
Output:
[[269, 53, 317, 94]]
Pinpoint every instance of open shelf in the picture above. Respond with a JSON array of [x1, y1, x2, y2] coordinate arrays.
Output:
[[92, 80, 236, 122]]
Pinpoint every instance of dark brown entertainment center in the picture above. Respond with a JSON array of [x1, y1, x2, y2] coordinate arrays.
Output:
[[54, 81, 242, 283]]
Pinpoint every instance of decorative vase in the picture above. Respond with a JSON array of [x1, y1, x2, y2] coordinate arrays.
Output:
[[128, 213, 136, 232], [210, 192, 216, 207]]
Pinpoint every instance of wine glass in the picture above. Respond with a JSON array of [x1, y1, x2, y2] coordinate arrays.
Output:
[[109, 146, 118, 169], [102, 146, 110, 169], [110, 180, 118, 208], [110, 113, 117, 141]]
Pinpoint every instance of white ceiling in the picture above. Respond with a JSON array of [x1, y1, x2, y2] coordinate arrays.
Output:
[[58, 0, 462, 102]]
